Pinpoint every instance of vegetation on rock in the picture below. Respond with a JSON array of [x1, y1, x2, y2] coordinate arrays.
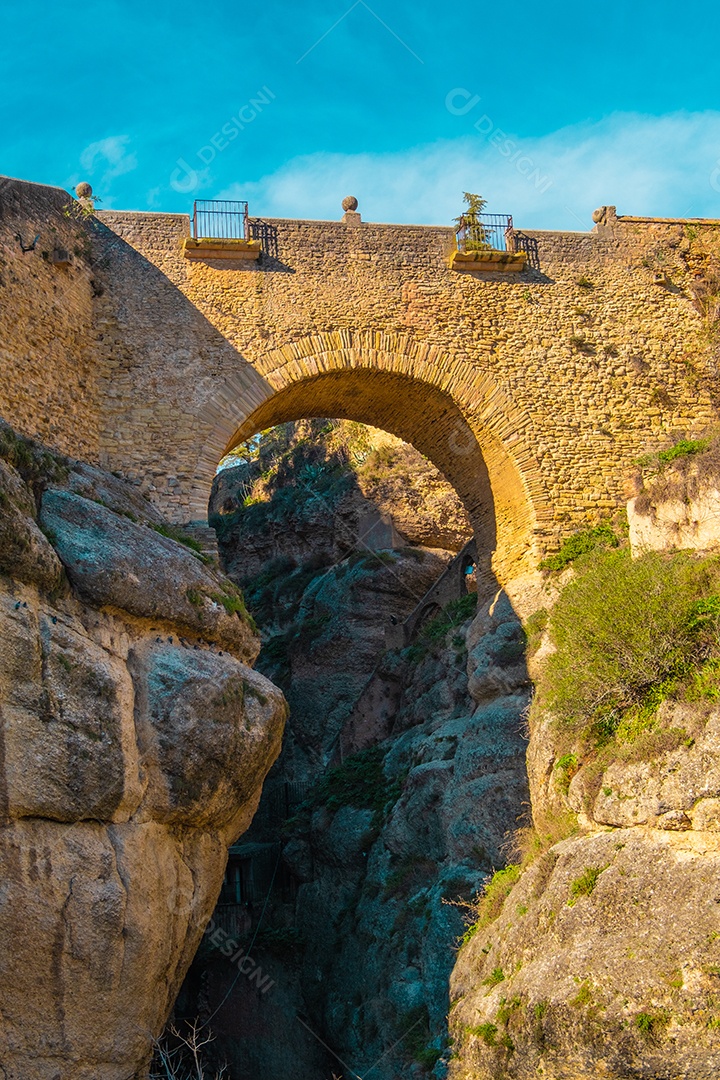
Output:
[[540, 546, 720, 749], [539, 522, 619, 572]]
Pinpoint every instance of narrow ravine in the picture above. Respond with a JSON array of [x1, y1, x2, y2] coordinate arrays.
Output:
[[176, 420, 531, 1079]]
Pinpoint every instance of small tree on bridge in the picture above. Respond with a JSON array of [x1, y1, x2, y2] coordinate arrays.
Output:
[[454, 192, 491, 251]]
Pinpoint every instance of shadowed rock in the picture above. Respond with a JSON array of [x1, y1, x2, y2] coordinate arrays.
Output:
[[0, 457, 63, 592]]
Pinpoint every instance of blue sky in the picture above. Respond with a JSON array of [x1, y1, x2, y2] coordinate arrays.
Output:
[[3, 0, 720, 229]]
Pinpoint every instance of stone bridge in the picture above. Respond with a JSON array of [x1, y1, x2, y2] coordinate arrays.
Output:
[[1, 176, 719, 589]]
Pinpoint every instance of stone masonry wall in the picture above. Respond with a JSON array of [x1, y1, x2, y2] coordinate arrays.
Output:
[[1, 175, 719, 581], [93, 205, 720, 572], [0, 178, 101, 463]]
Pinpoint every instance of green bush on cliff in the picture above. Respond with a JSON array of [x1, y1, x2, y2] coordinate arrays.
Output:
[[461, 865, 521, 946], [543, 548, 720, 737], [307, 744, 401, 817], [539, 523, 619, 572]]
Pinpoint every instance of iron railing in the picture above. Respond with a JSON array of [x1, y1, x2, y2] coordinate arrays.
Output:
[[456, 212, 513, 253], [508, 230, 540, 270], [192, 199, 249, 240], [248, 219, 279, 258]]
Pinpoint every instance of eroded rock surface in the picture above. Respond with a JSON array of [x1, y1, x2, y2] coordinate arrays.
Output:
[[450, 623, 720, 1076], [0, 427, 287, 1080], [40, 488, 258, 662], [450, 828, 720, 1080]]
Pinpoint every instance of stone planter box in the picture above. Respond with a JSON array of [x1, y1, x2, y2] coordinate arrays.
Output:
[[182, 237, 261, 261], [449, 248, 526, 272]]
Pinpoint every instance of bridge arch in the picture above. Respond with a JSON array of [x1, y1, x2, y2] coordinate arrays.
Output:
[[192, 331, 551, 584]]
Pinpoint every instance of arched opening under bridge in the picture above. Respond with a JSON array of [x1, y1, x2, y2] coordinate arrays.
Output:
[[196, 363, 542, 588]]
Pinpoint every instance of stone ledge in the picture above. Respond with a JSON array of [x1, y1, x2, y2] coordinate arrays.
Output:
[[449, 248, 527, 272], [182, 237, 261, 261]]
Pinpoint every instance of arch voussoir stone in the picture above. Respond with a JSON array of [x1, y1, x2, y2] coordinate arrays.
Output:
[[191, 330, 548, 582]]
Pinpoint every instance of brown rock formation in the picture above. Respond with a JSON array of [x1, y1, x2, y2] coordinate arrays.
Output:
[[0, 425, 287, 1079]]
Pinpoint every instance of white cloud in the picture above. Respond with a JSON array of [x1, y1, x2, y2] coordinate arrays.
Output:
[[79, 135, 138, 189], [214, 111, 720, 231]]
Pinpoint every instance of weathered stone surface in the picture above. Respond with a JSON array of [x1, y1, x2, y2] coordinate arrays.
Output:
[[585, 707, 720, 827], [529, 700, 720, 833], [40, 488, 258, 662], [0, 432, 287, 1080], [287, 548, 446, 742], [0, 457, 63, 592], [130, 641, 286, 834], [65, 459, 165, 525], [467, 589, 530, 704], [0, 819, 228, 1080], [629, 487, 720, 554], [449, 829, 720, 1080], [193, 547, 531, 1079], [0, 587, 142, 823]]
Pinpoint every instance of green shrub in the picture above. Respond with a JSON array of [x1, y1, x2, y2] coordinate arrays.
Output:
[[209, 589, 251, 619], [656, 438, 709, 464], [462, 865, 521, 945], [568, 865, 606, 906], [570, 981, 593, 1007], [482, 967, 506, 987], [397, 1004, 436, 1065], [523, 608, 549, 653], [634, 1010, 670, 1039], [496, 996, 521, 1025], [306, 745, 402, 821], [555, 753, 579, 794], [533, 1000, 548, 1021], [0, 426, 69, 489], [539, 524, 618, 572], [542, 548, 720, 734], [468, 1022, 497, 1046]]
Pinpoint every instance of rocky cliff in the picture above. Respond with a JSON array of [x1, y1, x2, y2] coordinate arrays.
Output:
[[449, 461, 720, 1079], [177, 421, 530, 1078], [210, 419, 471, 584], [196, 426, 720, 1080], [0, 421, 287, 1080]]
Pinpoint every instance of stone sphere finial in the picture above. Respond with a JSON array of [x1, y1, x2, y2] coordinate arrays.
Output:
[[76, 182, 93, 199], [342, 195, 358, 212]]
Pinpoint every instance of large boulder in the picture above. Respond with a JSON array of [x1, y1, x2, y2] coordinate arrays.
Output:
[[40, 488, 258, 662], [0, 425, 287, 1080], [130, 640, 286, 834], [0, 578, 286, 1080], [0, 819, 228, 1080]]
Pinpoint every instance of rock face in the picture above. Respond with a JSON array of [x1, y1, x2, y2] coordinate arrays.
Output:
[[450, 828, 720, 1080], [628, 442, 720, 556], [41, 489, 259, 662], [450, 636, 720, 1076], [210, 419, 471, 584], [628, 485, 720, 555], [0, 426, 287, 1079], [181, 534, 531, 1080]]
